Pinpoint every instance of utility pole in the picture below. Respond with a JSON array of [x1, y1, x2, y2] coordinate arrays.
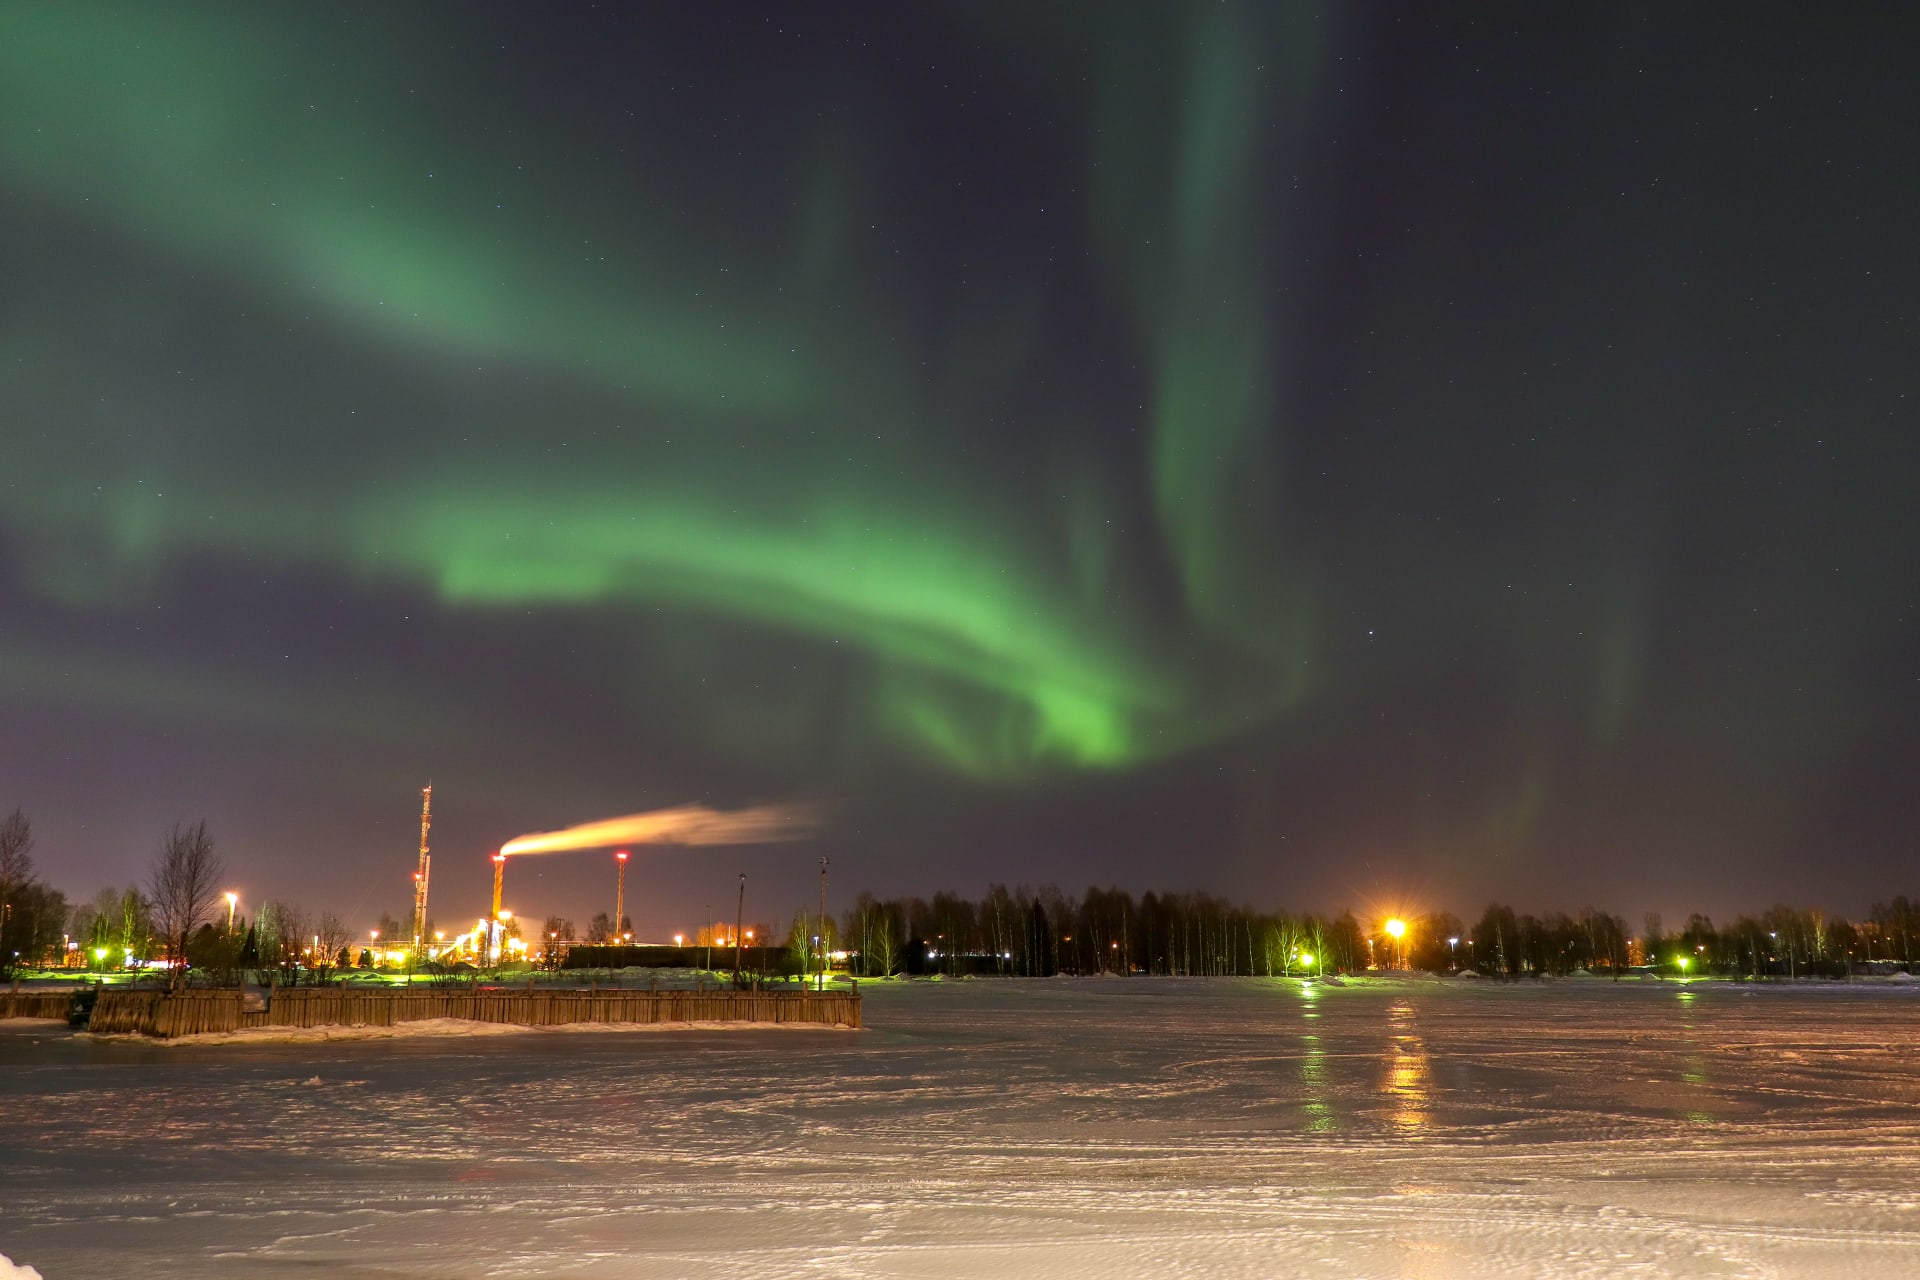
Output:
[[733, 874, 746, 985], [817, 855, 829, 992]]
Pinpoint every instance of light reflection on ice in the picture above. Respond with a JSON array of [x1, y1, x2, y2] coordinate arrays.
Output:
[[1673, 988, 1717, 1124], [1295, 982, 1337, 1135], [1384, 1000, 1431, 1136]]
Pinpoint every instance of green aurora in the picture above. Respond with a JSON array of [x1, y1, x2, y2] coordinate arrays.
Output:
[[1, 3, 1315, 778]]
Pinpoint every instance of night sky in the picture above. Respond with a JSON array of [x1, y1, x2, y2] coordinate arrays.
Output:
[[3, 3, 1916, 934]]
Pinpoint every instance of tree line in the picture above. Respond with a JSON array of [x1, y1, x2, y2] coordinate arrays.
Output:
[[816, 887, 1920, 980], [8, 805, 1920, 983], [1, 810, 355, 985]]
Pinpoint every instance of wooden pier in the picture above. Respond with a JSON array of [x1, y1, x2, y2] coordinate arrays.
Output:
[[1, 990, 71, 1020], [28, 986, 859, 1038]]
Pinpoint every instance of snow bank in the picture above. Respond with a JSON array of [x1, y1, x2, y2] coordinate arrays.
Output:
[[0, 1253, 43, 1280]]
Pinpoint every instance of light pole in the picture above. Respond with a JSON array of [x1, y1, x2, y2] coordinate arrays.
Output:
[[225, 892, 239, 934], [1448, 936, 1459, 971], [705, 902, 713, 971], [817, 855, 829, 992], [734, 873, 746, 983], [1384, 918, 1406, 970]]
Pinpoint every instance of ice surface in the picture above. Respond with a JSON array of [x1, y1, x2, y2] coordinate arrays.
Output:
[[4, 977, 1920, 1277]]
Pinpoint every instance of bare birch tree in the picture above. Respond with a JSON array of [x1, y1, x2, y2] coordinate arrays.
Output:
[[0, 808, 33, 963], [314, 912, 350, 981], [149, 821, 225, 985], [257, 900, 309, 985]]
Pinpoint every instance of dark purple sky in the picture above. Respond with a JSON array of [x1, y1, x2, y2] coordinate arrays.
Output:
[[3, 3, 1915, 935]]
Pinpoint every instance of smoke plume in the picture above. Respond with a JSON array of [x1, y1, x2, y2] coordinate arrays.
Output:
[[498, 803, 816, 857]]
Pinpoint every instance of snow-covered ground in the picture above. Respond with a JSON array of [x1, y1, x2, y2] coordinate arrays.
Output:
[[3, 977, 1918, 1278]]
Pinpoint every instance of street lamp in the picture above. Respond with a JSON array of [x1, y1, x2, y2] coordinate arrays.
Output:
[[1448, 936, 1460, 971], [225, 892, 239, 933], [1384, 918, 1406, 970]]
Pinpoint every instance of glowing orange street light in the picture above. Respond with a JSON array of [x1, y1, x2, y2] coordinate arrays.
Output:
[[1381, 918, 1407, 969], [224, 892, 239, 933]]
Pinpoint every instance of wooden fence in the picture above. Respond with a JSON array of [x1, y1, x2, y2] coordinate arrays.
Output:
[[1, 990, 72, 1020], [81, 986, 861, 1038], [85, 989, 233, 1036]]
